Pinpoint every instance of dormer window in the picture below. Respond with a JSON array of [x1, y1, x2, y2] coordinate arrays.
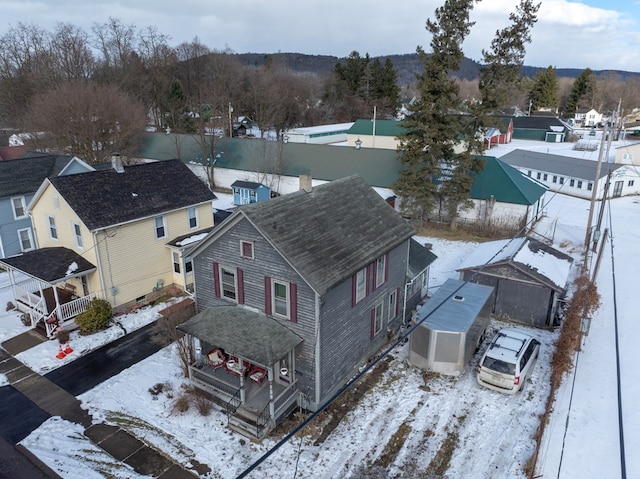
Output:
[[240, 240, 254, 259]]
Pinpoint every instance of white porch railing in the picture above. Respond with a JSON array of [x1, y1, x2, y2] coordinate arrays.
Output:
[[58, 293, 98, 321]]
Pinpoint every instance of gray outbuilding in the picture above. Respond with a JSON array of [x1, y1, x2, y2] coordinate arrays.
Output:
[[409, 279, 494, 376]]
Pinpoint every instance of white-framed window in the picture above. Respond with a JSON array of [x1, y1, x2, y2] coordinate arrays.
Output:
[[272, 280, 290, 319], [240, 240, 254, 259], [73, 222, 83, 248], [18, 228, 34, 251], [372, 301, 384, 338], [11, 196, 27, 219], [220, 266, 237, 301], [47, 215, 58, 240], [173, 251, 181, 273], [185, 258, 193, 273], [587, 182, 593, 191], [187, 206, 198, 229], [629, 180, 635, 187], [355, 267, 367, 304], [577, 180, 583, 189], [375, 255, 387, 288], [388, 289, 397, 321], [154, 215, 166, 239]]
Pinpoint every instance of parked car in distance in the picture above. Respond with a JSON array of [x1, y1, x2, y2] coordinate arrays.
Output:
[[476, 328, 540, 394]]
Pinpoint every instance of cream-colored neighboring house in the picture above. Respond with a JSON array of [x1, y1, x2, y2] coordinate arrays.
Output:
[[0, 158, 216, 337]]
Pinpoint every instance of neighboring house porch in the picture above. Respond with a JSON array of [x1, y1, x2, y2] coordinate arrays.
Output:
[[178, 306, 303, 440], [0, 247, 99, 338]]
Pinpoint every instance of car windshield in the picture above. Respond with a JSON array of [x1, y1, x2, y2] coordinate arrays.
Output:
[[482, 357, 516, 375]]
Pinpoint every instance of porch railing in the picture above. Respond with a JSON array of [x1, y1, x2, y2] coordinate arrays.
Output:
[[274, 380, 299, 416], [191, 367, 238, 399], [57, 293, 98, 321], [226, 388, 241, 416], [256, 402, 271, 437]]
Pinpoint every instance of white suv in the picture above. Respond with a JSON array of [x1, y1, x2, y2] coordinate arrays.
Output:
[[476, 328, 540, 394]]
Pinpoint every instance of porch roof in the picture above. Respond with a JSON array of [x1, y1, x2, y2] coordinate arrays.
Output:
[[177, 306, 303, 366], [0, 247, 96, 283]]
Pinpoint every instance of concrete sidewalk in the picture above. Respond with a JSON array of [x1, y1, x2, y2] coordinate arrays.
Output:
[[1, 330, 210, 478]]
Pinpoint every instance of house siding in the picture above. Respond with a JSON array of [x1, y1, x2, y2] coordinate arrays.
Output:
[[315, 241, 409, 405], [193, 217, 319, 395], [93, 204, 213, 309], [30, 184, 101, 294], [0, 195, 35, 257]]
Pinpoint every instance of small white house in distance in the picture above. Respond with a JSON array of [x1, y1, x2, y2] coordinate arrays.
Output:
[[283, 122, 354, 144], [409, 279, 494, 376]]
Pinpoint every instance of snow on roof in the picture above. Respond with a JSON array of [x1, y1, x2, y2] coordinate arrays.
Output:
[[176, 232, 210, 247], [513, 239, 573, 289], [457, 238, 524, 270], [286, 122, 354, 135], [457, 237, 573, 289]]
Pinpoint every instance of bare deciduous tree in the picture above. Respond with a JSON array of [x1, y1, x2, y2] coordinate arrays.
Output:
[[23, 81, 146, 163]]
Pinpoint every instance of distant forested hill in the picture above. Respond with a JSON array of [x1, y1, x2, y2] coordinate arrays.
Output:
[[234, 52, 640, 88]]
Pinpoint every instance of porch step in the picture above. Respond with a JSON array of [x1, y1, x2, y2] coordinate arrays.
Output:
[[228, 413, 264, 441]]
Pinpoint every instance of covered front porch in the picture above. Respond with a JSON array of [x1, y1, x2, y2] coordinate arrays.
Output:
[[0, 247, 98, 338], [178, 305, 304, 440]]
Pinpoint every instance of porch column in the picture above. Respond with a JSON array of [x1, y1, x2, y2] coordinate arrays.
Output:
[[52, 285, 61, 316], [239, 358, 246, 402], [268, 368, 275, 418]]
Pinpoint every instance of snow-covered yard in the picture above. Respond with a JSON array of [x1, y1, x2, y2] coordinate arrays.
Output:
[[2, 181, 637, 478]]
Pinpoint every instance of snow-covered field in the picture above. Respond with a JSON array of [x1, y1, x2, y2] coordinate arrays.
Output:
[[1, 143, 638, 477]]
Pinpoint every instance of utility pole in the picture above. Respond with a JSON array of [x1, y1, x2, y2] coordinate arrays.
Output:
[[583, 122, 608, 261], [592, 170, 612, 252]]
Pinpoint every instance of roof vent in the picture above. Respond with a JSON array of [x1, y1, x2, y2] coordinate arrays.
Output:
[[453, 295, 465, 302]]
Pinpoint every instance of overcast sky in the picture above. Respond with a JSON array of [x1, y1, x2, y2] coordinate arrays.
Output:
[[2, 0, 638, 71]]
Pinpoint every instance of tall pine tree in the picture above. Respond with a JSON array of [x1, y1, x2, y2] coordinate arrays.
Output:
[[479, 0, 540, 114], [528, 66, 559, 112], [563, 68, 596, 117], [394, 0, 483, 228]]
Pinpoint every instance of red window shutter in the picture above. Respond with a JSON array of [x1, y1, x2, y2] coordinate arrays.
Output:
[[352, 274, 357, 307], [290, 283, 297, 323], [372, 262, 377, 292], [264, 276, 272, 315], [385, 253, 389, 283], [237, 268, 244, 304], [370, 308, 375, 340], [213, 262, 220, 297], [366, 264, 372, 296]]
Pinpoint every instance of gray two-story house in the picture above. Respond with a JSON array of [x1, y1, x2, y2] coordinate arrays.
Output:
[[0, 152, 93, 258], [178, 175, 424, 439]]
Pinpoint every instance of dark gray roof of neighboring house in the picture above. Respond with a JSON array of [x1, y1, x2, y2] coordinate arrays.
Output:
[[177, 306, 303, 366], [0, 247, 96, 283], [193, 175, 416, 296], [497, 115, 568, 131], [0, 152, 78, 197], [500, 149, 622, 181], [49, 159, 216, 231], [408, 238, 438, 279], [230, 180, 265, 189]]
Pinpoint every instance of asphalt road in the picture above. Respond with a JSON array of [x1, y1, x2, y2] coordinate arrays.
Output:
[[44, 321, 163, 396]]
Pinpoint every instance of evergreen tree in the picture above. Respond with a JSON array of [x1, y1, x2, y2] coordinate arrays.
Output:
[[528, 66, 559, 112], [164, 78, 194, 133], [371, 58, 401, 118], [479, 0, 540, 114], [563, 67, 596, 117], [394, 0, 484, 228]]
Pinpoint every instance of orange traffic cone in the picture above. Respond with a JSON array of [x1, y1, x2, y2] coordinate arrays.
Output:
[[56, 344, 66, 359], [63, 341, 73, 355]]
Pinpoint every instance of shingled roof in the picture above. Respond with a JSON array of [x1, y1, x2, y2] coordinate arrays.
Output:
[[0, 247, 96, 283], [0, 152, 80, 197], [47, 159, 216, 231], [193, 175, 416, 296]]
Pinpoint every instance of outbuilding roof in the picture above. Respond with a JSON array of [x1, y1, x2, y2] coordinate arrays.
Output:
[[457, 236, 574, 291], [470, 156, 547, 205]]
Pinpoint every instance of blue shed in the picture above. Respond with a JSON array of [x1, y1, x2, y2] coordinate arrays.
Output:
[[230, 180, 270, 205]]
